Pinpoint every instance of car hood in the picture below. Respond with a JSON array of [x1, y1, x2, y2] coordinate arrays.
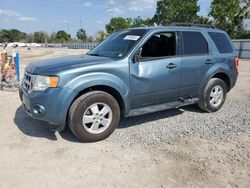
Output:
[[25, 55, 114, 75]]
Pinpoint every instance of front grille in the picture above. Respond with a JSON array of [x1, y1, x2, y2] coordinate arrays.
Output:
[[22, 72, 33, 93]]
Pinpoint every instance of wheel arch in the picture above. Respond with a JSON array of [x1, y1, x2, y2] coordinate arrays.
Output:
[[200, 67, 231, 95], [211, 72, 231, 92], [68, 85, 126, 119]]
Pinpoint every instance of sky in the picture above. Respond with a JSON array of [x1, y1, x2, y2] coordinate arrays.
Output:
[[0, 0, 213, 38]]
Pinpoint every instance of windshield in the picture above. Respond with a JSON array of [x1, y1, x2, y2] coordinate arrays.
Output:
[[88, 29, 148, 59]]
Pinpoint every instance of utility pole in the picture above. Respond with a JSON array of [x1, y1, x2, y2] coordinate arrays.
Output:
[[67, 22, 70, 35], [107, 7, 114, 18], [79, 13, 84, 52], [80, 14, 83, 29]]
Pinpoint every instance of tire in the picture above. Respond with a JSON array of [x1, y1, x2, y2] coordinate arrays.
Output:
[[198, 78, 227, 112], [68, 91, 120, 142]]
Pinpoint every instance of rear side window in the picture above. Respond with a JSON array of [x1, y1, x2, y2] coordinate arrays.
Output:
[[208, 32, 233, 53], [182, 31, 209, 55]]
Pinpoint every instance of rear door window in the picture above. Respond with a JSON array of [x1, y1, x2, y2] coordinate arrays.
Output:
[[208, 32, 233, 53], [182, 31, 209, 55]]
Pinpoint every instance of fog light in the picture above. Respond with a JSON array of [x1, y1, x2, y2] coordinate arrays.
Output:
[[33, 104, 45, 116]]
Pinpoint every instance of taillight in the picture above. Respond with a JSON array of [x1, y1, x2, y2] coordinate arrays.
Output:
[[234, 56, 239, 71]]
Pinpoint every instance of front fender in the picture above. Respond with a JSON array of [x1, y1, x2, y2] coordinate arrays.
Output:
[[61, 72, 130, 117], [68, 72, 128, 95]]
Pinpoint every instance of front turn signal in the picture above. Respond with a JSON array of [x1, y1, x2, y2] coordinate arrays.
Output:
[[49, 76, 59, 88]]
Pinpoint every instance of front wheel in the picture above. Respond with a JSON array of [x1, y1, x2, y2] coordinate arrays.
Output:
[[198, 78, 227, 112], [68, 91, 120, 142]]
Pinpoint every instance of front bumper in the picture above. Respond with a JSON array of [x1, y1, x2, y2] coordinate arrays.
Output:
[[19, 85, 75, 131]]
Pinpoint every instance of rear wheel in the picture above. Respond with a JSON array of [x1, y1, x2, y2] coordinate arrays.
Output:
[[68, 91, 120, 142], [198, 78, 227, 112]]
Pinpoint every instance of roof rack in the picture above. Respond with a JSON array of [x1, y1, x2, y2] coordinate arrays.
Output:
[[170, 23, 216, 29]]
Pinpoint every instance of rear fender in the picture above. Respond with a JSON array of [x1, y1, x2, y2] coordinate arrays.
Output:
[[199, 63, 231, 95]]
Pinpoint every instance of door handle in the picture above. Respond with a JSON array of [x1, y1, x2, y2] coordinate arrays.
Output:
[[167, 63, 177, 69], [205, 59, 214, 65]]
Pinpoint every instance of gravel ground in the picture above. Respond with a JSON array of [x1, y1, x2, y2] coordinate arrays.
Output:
[[111, 98, 250, 146], [0, 48, 249, 187]]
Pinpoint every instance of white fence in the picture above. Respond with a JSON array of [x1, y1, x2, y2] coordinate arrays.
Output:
[[62, 39, 250, 59], [63, 43, 98, 50], [232, 39, 250, 59]]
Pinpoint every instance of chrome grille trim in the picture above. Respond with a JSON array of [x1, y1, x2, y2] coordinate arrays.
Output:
[[22, 72, 34, 93]]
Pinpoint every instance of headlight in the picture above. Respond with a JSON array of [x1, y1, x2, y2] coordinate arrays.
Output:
[[32, 75, 59, 91]]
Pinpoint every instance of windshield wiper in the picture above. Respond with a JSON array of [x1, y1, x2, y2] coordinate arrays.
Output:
[[88, 53, 101, 57]]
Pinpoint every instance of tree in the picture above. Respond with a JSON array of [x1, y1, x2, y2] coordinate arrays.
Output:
[[0, 29, 26, 42], [86, 35, 94, 42], [34, 31, 48, 43], [56, 30, 71, 43], [143, 17, 155, 26], [48, 32, 57, 43], [241, 0, 250, 19], [96, 30, 107, 42], [0, 29, 10, 43], [237, 30, 250, 39], [26, 33, 34, 43], [153, 0, 200, 25], [132, 17, 146, 27], [195, 16, 213, 25], [76, 28, 87, 42], [105, 17, 132, 34], [131, 17, 155, 27], [209, 0, 250, 38], [9, 29, 27, 42]]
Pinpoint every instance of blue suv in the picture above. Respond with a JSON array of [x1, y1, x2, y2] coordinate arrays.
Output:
[[19, 24, 238, 142]]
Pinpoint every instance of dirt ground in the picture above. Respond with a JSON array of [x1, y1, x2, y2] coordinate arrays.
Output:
[[0, 48, 249, 188]]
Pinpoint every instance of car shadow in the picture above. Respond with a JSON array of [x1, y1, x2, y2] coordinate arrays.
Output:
[[14, 106, 58, 141], [118, 104, 204, 129], [14, 104, 204, 142], [14, 106, 82, 142], [59, 126, 80, 143], [181, 104, 205, 113]]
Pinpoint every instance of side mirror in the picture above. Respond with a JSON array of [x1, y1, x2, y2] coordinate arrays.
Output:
[[133, 47, 143, 63]]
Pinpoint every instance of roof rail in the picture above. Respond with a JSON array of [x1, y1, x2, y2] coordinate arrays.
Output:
[[170, 23, 216, 29]]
